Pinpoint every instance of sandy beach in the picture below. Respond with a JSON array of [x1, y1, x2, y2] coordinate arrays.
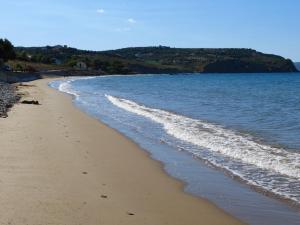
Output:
[[0, 78, 245, 225]]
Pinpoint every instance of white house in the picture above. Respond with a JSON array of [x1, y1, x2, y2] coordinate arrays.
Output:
[[75, 62, 87, 70], [2, 64, 12, 72], [53, 58, 62, 65]]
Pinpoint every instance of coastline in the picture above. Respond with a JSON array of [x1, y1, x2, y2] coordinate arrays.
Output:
[[0, 78, 245, 225]]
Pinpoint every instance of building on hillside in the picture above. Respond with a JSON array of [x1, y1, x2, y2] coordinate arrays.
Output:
[[53, 58, 62, 65], [75, 62, 87, 70], [1, 64, 12, 72]]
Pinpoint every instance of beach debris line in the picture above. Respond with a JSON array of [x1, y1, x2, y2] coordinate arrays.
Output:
[[21, 100, 40, 105]]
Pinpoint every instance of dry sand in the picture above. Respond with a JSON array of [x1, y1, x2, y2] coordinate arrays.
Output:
[[0, 78, 246, 225]]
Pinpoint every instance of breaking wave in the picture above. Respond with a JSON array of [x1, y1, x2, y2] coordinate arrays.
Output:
[[106, 94, 300, 204]]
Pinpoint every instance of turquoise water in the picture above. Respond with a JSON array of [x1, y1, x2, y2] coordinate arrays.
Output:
[[51, 73, 300, 225]]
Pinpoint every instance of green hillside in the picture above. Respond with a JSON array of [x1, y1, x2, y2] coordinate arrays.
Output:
[[14, 45, 297, 74], [105, 47, 297, 73]]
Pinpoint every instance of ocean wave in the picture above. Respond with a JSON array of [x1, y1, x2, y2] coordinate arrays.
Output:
[[56, 77, 95, 98], [106, 94, 300, 203]]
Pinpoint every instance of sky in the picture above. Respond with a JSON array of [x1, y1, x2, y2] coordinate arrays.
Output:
[[0, 0, 299, 61]]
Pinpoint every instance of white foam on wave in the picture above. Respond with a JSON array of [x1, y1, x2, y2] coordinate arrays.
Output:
[[58, 79, 79, 97], [57, 77, 95, 98], [106, 95, 300, 180]]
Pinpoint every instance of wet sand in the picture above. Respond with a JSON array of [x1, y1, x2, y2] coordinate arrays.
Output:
[[0, 78, 246, 225]]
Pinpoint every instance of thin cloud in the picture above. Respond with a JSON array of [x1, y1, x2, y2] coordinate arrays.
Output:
[[115, 27, 132, 32], [96, 9, 105, 14], [127, 18, 137, 24]]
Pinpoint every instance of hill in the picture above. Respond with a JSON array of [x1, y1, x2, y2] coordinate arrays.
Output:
[[105, 47, 297, 73], [14, 45, 297, 74]]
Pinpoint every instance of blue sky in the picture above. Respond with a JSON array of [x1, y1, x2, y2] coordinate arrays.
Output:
[[0, 0, 299, 61]]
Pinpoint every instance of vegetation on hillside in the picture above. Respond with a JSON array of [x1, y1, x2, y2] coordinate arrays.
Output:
[[0, 37, 297, 74], [8, 60, 66, 73], [15, 45, 179, 74], [105, 47, 297, 73], [15, 45, 297, 74]]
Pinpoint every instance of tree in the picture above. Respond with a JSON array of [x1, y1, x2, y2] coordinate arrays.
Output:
[[17, 51, 29, 61], [0, 39, 16, 63], [93, 59, 109, 70], [15, 64, 24, 72]]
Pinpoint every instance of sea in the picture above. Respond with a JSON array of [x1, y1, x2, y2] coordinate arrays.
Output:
[[50, 73, 300, 225]]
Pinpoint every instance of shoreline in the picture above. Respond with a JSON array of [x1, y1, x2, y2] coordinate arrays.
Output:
[[55, 75, 300, 225], [0, 77, 246, 224]]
